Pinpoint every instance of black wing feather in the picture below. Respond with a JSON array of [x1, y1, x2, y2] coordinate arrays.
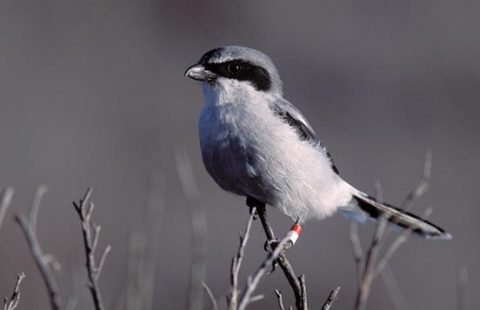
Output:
[[272, 106, 339, 174]]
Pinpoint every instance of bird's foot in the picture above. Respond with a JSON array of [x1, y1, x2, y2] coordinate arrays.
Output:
[[262, 239, 280, 274], [268, 260, 279, 275], [264, 223, 302, 252], [264, 238, 280, 251]]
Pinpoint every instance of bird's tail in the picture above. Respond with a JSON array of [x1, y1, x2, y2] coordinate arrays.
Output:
[[343, 192, 451, 240]]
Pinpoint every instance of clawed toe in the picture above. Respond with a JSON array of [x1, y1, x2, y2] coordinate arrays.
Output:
[[267, 260, 279, 275], [264, 239, 280, 251]]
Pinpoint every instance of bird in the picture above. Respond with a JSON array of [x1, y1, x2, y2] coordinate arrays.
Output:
[[185, 45, 451, 240]]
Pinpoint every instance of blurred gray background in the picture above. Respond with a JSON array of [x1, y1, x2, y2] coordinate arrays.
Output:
[[0, 0, 479, 309]]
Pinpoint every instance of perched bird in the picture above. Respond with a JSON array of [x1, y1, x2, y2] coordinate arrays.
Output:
[[185, 46, 451, 240]]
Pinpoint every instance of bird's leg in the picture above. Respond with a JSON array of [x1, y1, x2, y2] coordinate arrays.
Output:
[[245, 197, 303, 273], [246, 197, 280, 272], [268, 219, 303, 250], [264, 239, 280, 251], [284, 218, 302, 247], [245, 197, 304, 308], [246, 199, 279, 247], [246, 197, 262, 220]]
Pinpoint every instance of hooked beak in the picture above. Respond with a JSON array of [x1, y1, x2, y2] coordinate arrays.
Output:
[[184, 64, 216, 81]]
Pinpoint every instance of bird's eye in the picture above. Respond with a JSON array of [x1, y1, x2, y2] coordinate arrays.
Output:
[[228, 63, 242, 73]]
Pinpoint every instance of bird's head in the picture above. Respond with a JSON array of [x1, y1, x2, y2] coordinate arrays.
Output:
[[185, 46, 283, 98]]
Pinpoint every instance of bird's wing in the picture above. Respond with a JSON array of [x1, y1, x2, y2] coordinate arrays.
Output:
[[269, 98, 339, 174]]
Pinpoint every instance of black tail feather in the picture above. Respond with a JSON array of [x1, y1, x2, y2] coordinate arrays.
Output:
[[353, 194, 451, 240]]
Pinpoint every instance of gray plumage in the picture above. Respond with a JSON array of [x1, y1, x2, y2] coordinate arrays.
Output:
[[185, 45, 451, 240]]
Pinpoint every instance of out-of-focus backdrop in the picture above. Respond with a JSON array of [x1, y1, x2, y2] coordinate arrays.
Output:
[[0, 1, 478, 309]]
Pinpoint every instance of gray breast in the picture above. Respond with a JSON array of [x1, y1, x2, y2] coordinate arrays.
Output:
[[198, 104, 270, 201]]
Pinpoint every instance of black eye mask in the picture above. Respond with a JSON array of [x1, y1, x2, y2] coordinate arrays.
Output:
[[203, 60, 271, 92]]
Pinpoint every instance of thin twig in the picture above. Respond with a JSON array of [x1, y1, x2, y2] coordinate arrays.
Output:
[[354, 181, 386, 310], [15, 186, 62, 310], [401, 151, 432, 211], [237, 232, 294, 310], [352, 153, 434, 310], [65, 266, 83, 310], [175, 150, 207, 310], [202, 282, 218, 310], [274, 290, 286, 310], [125, 175, 165, 310], [354, 214, 388, 310], [3, 272, 26, 310], [65, 297, 77, 310], [456, 266, 468, 310], [321, 287, 341, 310], [228, 208, 256, 310], [73, 188, 110, 310], [254, 204, 305, 310], [380, 264, 409, 310], [380, 152, 432, 244], [298, 275, 307, 310], [349, 221, 363, 287], [374, 208, 433, 277], [249, 294, 265, 304], [125, 230, 146, 310], [0, 187, 14, 231]]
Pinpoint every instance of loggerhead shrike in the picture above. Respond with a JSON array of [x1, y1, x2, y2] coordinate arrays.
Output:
[[185, 46, 451, 240]]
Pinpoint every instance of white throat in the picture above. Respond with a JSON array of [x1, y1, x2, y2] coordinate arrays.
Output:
[[201, 79, 278, 108]]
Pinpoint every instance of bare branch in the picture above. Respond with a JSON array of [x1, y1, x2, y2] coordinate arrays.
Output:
[[175, 150, 207, 310], [274, 290, 286, 310], [374, 208, 433, 277], [65, 297, 77, 310], [380, 264, 409, 310], [457, 266, 469, 310], [254, 204, 305, 310], [125, 174, 165, 310], [125, 230, 146, 310], [401, 151, 432, 211], [228, 209, 256, 310], [249, 294, 265, 304], [237, 231, 295, 310], [354, 214, 388, 310], [298, 275, 307, 310], [65, 265, 84, 310], [202, 282, 218, 310], [0, 187, 14, 231], [354, 182, 388, 310], [73, 188, 109, 310], [349, 221, 363, 286], [352, 152, 434, 310], [3, 272, 26, 310], [29, 186, 48, 234], [321, 287, 341, 310], [379, 152, 433, 244], [91, 220, 100, 254], [15, 186, 62, 310], [97, 245, 112, 279]]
